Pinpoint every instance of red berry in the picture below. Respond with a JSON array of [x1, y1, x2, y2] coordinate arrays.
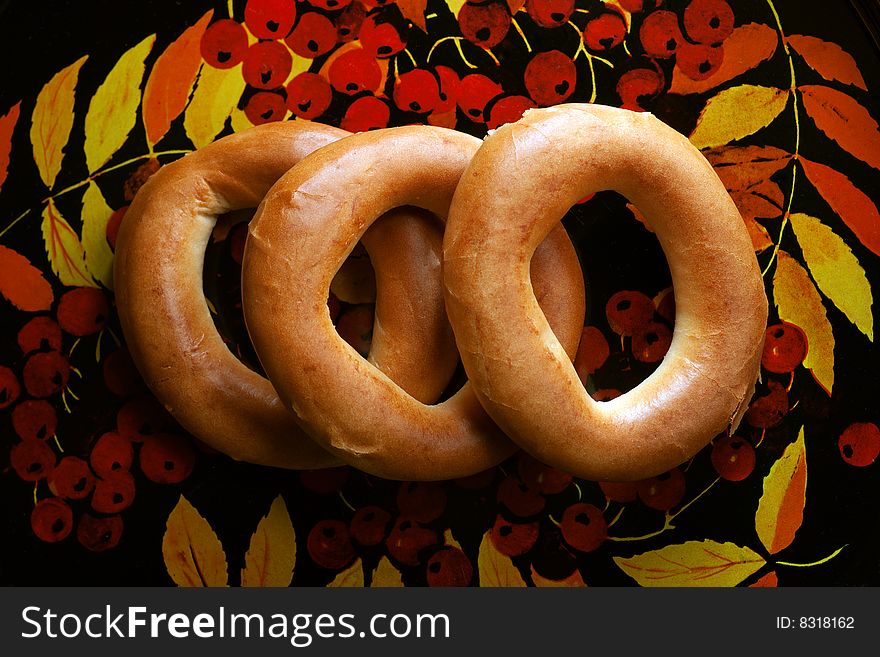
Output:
[[117, 395, 173, 441], [616, 67, 664, 111], [0, 365, 21, 409], [683, 0, 734, 45], [90, 431, 134, 478], [91, 472, 136, 513], [336, 2, 367, 42], [11, 440, 57, 481], [350, 505, 392, 546], [48, 456, 95, 500], [434, 65, 460, 113], [359, 12, 407, 58], [329, 48, 382, 95], [242, 41, 292, 89], [310, 0, 353, 10], [486, 95, 535, 130], [244, 0, 297, 39], [106, 205, 128, 250], [394, 68, 441, 113], [385, 518, 438, 566], [560, 502, 607, 552], [201, 19, 250, 68], [427, 547, 473, 586], [23, 351, 69, 398], [526, 0, 574, 29], [243, 91, 287, 124], [341, 95, 390, 132], [31, 498, 74, 543], [102, 347, 143, 397], [456, 74, 503, 123], [12, 400, 57, 441], [517, 452, 572, 494], [335, 303, 374, 354], [640, 10, 683, 58], [632, 321, 672, 363], [653, 286, 675, 323], [57, 287, 109, 336], [637, 468, 685, 511], [489, 516, 539, 556], [458, 1, 511, 49], [286, 72, 333, 119], [583, 12, 627, 51], [838, 422, 880, 467], [605, 290, 654, 336], [619, 0, 648, 10], [396, 481, 447, 523], [761, 322, 808, 374], [77, 513, 124, 552], [139, 433, 196, 484], [524, 50, 576, 107], [18, 316, 62, 354], [711, 435, 756, 481], [745, 380, 789, 429], [574, 326, 610, 383], [675, 41, 724, 80], [497, 475, 546, 517], [286, 12, 337, 57], [599, 480, 639, 502], [307, 519, 355, 569]]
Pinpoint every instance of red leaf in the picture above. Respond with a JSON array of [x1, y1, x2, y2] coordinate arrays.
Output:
[[0, 244, 54, 312], [706, 144, 791, 191], [142, 11, 213, 147], [800, 157, 880, 256], [800, 84, 880, 171], [0, 101, 20, 193], [749, 571, 778, 587], [397, 0, 428, 31], [787, 34, 867, 91]]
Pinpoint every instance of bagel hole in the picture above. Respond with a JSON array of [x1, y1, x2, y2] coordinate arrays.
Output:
[[561, 191, 674, 401]]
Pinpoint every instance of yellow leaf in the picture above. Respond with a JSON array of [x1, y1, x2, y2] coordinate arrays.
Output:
[[84, 35, 154, 173], [773, 251, 835, 394], [241, 496, 296, 587], [478, 532, 526, 587], [184, 64, 247, 149], [328, 560, 365, 587], [372, 557, 405, 587], [30, 55, 88, 189], [790, 213, 873, 341], [690, 85, 789, 150], [444, 528, 462, 551], [283, 50, 312, 86], [445, 0, 468, 17], [41, 199, 95, 288], [162, 495, 229, 587], [755, 427, 807, 554], [80, 182, 115, 289], [531, 566, 587, 587], [614, 540, 765, 587], [230, 106, 253, 133]]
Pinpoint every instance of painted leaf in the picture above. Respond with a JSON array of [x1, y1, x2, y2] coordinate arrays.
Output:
[[478, 532, 526, 587], [690, 85, 790, 150], [773, 251, 835, 394], [372, 557, 405, 587], [749, 571, 778, 587], [81, 182, 115, 289], [330, 251, 376, 303], [670, 23, 778, 95], [505, 0, 526, 13], [398, 0, 428, 31], [30, 55, 88, 189], [800, 85, 880, 171], [800, 157, 880, 256], [790, 213, 873, 341], [328, 560, 364, 587], [241, 496, 296, 587], [0, 245, 53, 312], [184, 64, 247, 149], [162, 495, 229, 587], [613, 540, 765, 587], [142, 11, 213, 147], [706, 145, 791, 191], [729, 195, 775, 252], [787, 34, 867, 91], [84, 34, 155, 173], [0, 101, 21, 193], [230, 106, 253, 133], [755, 427, 807, 554], [444, 528, 462, 551], [41, 199, 95, 288], [320, 41, 389, 90], [531, 566, 587, 587]]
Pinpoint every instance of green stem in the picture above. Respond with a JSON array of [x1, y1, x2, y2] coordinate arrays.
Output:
[[776, 545, 847, 568]]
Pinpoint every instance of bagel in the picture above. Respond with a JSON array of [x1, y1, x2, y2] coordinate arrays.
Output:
[[114, 122, 459, 469], [241, 126, 586, 480], [443, 104, 768, 482]]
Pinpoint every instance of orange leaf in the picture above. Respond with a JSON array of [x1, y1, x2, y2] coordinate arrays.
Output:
[[30, 56, 88, 189], [531, 566, 587, 587], [670, 23, 778, 95], [0, 101, 21, 193], [142, 11, 213, 147], [162, 495, 228, 587], [800, 157, 880, 256], [749, 571, 778, 587], [729, 199, 774, 252], [240, 496, 296, 587], [755, 427, 807, 554], [614, 540, 765, 587], [398, 0, 428, 31], [799, 85, 880, 171], [41, 199, 96, 288], [706, 144, 790, 191], [787, 34, 867, 91], [505, 0, 526, 13], [0, 245, 53, 312], [478, 532, 526, 587]]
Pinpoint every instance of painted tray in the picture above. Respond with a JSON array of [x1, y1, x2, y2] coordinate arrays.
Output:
[[1, 0, 878, 586]]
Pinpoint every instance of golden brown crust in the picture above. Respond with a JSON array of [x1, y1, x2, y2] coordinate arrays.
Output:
[[443, 104, 768, 481], [241, 126, 586, 480], [114, 121, 459, 469]]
